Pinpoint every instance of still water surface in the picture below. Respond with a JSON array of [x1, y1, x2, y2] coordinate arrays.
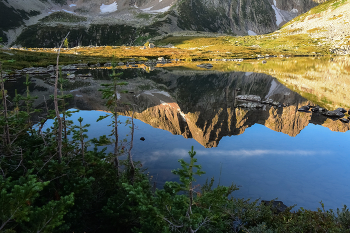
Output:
[[7, 57, 350, 210]]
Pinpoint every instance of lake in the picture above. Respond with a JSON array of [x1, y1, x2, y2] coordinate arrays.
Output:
[[5, 56, 350, 211]]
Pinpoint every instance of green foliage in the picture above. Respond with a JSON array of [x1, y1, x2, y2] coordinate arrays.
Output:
[[15, 23, 159, 48], [154, 146, 238, 232], [136, 13, 152, 20], [0, 174, 74, 232], [39, 12, 87, 23], [0, 175, 48, 230], [63, 38, 69, 49]]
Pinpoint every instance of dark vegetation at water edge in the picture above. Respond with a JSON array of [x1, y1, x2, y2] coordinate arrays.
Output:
[[0, 48, 107, 71], [14, 23, 160, 48], [2, 51, 350, 233]]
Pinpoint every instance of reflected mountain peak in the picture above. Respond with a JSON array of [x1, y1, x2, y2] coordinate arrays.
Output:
[[6, 57, 350, 148]]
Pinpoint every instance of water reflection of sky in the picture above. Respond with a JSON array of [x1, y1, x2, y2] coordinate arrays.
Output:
[[55, 109, 350, 211]]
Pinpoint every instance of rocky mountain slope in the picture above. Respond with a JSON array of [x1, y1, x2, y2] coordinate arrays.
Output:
[[276, 0, 350, 54], [0, 0, 326, 47]]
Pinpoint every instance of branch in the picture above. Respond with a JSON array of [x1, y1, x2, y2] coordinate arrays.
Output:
[[161, 216, 183, 231], [192, 216, 212, 233], [36, 153, 57, 175], [128, 107, 135, 183], [0, 206, 21, 231], [37, 212, 54, 233], [54, 32, 70, 163]]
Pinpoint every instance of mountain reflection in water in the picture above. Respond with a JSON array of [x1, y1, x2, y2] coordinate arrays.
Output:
[[5, 57, 350, 210]]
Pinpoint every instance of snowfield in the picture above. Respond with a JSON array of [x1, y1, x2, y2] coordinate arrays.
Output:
[[141, 6, 171, 14], [100, 2, 118, 14], [271, 4, 285, 26], [248, 30, 257, 36]]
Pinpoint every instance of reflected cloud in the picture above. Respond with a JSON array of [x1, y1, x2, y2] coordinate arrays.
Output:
[[145, 149, 332, 162], [150, 149, 190, 159], [197, 149, 332, 157]]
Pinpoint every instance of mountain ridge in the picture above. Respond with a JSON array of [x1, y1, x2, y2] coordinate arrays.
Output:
[[0, 0, 327, 47]]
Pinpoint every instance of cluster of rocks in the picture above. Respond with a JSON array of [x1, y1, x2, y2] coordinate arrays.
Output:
[[1, 63, 95, 80], [298, 105, 350, 123], [211, 58, 244, 62], [236, 95, 286, 109], [196, 63, 213, 69], [156, 57, 176, 64], [329, 45, 350, 55], [2, 64, 81, 78]]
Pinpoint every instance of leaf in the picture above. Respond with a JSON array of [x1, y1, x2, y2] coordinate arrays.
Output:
[[96, 114, 110, 122]]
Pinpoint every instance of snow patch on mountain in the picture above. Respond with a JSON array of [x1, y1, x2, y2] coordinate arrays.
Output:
[[272, 4, 285, 26], [248, 30, 257, 36], [100, 2, 118, 14], [141, 6, 171, 14], [62, 9, 76, 14]]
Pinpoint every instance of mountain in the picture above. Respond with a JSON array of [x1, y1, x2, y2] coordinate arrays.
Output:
[[0, 0, 326, 47], [10, 64, 350, 148]]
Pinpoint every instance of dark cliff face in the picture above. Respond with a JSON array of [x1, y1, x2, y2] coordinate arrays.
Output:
[[175, 0, 277, 35], [161, 0, 327, 35]]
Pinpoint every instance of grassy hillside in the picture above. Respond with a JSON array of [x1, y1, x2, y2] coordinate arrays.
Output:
[[282, 0, 348, 27]]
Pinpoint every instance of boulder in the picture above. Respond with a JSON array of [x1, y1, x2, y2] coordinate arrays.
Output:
[[237, 102, 263, 108], [61, 65, 78, 71], [197, 63, 213, 69], [66, 74, 75, 79], [323, 110, 345, 118], [311, 106, 327, 112], [339, 118, 349, 123], [297, 106, 310, 112], [261, 99, 273, 105], [336, 108, 347, 113], [236, 95, 261, 102], [311, 106, 319, 112]]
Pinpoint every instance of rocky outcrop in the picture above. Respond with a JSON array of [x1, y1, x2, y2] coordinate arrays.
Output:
[[278, 0, 350, 54]]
